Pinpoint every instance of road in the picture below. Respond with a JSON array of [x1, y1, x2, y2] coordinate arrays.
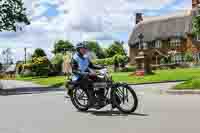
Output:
[[0, 80, 200, 133]]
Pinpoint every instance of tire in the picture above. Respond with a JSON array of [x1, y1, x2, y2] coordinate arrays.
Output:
[[112, 84, 138, 113], [70, 87, 90, 112]]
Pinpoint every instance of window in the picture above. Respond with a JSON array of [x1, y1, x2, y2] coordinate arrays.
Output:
[[155, 40, 162, 48], [152, 42, 155, 48], [133, 43, 139, 49], [173, 53, 183, 63], [149, 41, 155, 48], [197, 8, 200, 16], [192, 6, 200, 16], [170, 38, 181, 48], [196, 34, 200, 41], [192, 53, 200, 62], [140, 43, 144, 49], [198, 53, 200, 61], [143, 42, 148, 49]]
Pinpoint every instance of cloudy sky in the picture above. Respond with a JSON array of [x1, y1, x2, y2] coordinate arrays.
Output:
[[0, 0, 191, 62]]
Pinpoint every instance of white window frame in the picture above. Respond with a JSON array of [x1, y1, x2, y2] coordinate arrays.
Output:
[[155, 40, 162, 48], [143, 42, 148, 49], [170, 38, 181, 48], [150, 41, 155, 48], [197, 34, 200, 41], [173, 53, 182, 63]]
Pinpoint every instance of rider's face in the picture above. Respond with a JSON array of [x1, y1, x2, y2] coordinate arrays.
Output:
[[79, 47, 88, 55]]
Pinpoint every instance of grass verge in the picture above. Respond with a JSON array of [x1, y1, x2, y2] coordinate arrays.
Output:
[[173, 78, 200, 90], [16, 76, 66, 87], [16, 68, 200, 87], [112, 68, 200, 84]]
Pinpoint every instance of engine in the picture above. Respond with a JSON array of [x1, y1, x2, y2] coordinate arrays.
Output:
[[93, 82, 107, 89]]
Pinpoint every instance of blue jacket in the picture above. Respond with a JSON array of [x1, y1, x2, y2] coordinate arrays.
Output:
[[71, 52, 102, 81]]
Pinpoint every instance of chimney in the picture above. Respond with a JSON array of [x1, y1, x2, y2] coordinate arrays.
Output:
[[192, 0, 200, 8], [135, 13, 143, 24]]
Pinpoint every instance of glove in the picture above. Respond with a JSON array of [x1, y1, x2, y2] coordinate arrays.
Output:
[[89, 73, 96, 77]]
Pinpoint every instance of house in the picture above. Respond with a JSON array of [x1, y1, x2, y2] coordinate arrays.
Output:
[[128, 0, 200, 65]]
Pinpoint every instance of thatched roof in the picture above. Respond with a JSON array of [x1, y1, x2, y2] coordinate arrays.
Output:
[[129, 10, 193, 46]]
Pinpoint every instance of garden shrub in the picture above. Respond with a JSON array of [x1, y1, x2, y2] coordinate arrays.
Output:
[[120, 66, 136, 72], [19, 63, 34, 77], [184, 52, 194, 62], [16, 63, 23, 74], [21, 69, 33, 77], [0, 73, 5, 79], [22, 63, 32, 70], [51, 53, 64, 74], [160, 58, 166, 64], [31, 57, 51, 77], [93, 54, 128, 66]]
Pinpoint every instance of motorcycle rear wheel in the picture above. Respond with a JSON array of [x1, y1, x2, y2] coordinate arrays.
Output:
[[112, 84, 138, 113], [71, 87, 90, 112]]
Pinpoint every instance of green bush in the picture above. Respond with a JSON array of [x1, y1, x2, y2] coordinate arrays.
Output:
[[184, 52, 194, 62], [31, 57, 51, 76], [93, 54, 128, 66], [120, 66, 136, 72], [160, 58, 166, 64], [21, 69, 33, 77], [51, 53, 64, 73], [0, 73, 5, 79]]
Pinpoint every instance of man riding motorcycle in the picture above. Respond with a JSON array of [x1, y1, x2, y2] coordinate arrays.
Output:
[[69, 42, 105, 107]]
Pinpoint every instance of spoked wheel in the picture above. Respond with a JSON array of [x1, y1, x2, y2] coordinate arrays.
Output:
[[112, 84, 138, 113], [71, 87, 90, 111]]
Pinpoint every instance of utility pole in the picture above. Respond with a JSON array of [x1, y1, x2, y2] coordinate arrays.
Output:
[[24, 48, 27, 64]]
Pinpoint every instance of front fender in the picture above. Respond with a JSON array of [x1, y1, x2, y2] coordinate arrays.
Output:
[[110, 82, 131, 94], [65, 82, 76, 97], [111, 82, 129, 89]]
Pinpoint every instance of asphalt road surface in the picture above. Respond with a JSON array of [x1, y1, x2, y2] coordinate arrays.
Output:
[[0, 81, 200, 133]]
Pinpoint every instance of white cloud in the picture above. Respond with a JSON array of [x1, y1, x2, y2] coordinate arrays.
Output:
[[0, 0, 192, 62], [83, 32, 117, 41]]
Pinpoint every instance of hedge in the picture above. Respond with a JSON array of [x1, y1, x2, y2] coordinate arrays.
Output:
[[93, 54, 129, 66]]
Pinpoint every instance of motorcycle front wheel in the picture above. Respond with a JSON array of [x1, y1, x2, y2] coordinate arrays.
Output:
[[112, 84, 138, 113], [70, 87, 90, 112]]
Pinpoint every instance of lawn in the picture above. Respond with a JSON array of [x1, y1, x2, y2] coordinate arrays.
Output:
[[16, 68, 200, 87], [16, 76, 66, 87], [173, 79, 200, 90], [112, 68, 200, 84]]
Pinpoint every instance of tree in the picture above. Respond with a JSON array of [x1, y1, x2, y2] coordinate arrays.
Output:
[[0, 0, 30, 31], [51, 53, 64, 73], [32, 48, 46, 58], [53, 40, 74, 54], [1, 48, 13, 64], [105, 41, 126, 58], [192, 16, 200, 36], [0, 62, 2, 71], [85, 41, 106, 59]]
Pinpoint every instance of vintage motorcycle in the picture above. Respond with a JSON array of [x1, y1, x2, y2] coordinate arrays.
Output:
[[66, 68, 138, 113]]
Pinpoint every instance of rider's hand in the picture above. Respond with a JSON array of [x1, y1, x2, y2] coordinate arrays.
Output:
[[89, 73, 96, 77]]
